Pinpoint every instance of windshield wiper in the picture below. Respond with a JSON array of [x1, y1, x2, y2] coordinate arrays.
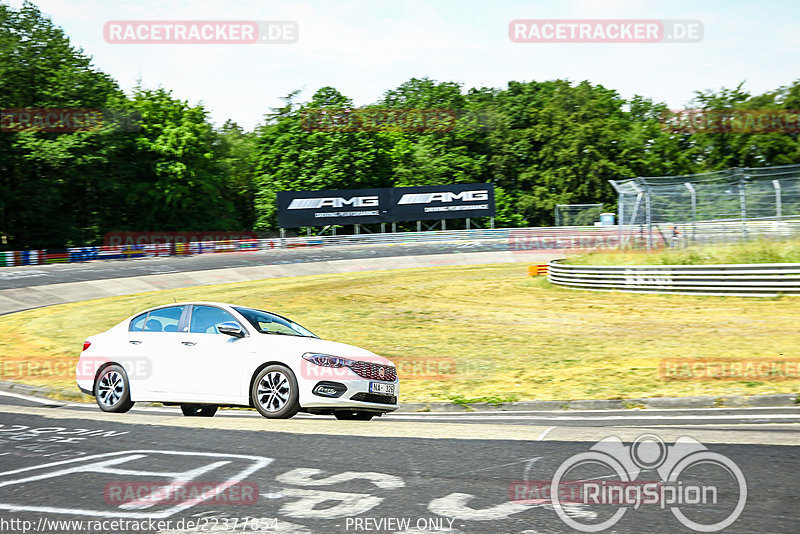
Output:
[[262, 330, 300, 336]]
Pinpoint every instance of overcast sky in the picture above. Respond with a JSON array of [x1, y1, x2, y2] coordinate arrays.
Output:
[[9, 0, 800, 130]]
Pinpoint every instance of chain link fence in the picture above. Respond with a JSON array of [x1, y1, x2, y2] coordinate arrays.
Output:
[[610, 163, 800, 249], [554, 203, 604, 226]]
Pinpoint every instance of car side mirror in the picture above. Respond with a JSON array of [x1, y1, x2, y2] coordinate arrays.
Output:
[[217, 322, 245, 338]]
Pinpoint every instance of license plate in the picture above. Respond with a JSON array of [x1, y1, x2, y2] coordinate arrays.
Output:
[[369, 382, 395, 395]]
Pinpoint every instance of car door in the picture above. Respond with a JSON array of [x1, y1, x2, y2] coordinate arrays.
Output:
[[128, 305, 187, 394], [171, 305, 249, 400]]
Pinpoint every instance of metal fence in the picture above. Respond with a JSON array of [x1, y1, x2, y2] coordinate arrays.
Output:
[[610, 163, 800, 249], [554, 203, 603, 226]]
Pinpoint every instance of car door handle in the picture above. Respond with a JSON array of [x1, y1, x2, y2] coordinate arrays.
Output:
[[129, 340, 142, 345], [181, 341, 196, 346]]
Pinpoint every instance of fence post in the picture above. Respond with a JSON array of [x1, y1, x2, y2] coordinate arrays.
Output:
[[644, 184, 653, 250], [737, 170, 748, 241], [685, 182, 697, 244], [773, 179, 783, 221]]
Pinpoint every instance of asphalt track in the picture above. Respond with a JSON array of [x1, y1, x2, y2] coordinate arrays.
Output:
[[0, 241, 513, 290], [0, 392, 798, 533]]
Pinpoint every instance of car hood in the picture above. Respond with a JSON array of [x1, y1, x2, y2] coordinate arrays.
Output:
[[250, 334, 394, 366]]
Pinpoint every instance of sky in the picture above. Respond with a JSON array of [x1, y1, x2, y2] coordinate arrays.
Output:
[[7, 0, 800, 130]]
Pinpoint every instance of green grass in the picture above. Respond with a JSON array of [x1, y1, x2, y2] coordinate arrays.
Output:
[[565, 238, 800, 266], [0, 263, 798, 403]]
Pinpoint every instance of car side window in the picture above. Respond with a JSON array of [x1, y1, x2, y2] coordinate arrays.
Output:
[[129, 313, 147, 332], [189, 305, 239, 334], [142, 306, 185, 333]]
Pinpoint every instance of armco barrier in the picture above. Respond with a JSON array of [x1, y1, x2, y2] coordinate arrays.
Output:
[[0, 226, 622, 267], [547, 260, 800, 297]]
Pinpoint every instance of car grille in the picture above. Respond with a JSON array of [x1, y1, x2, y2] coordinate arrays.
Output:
[[350, 392, 397, 405], [349, 361, 397, 381]]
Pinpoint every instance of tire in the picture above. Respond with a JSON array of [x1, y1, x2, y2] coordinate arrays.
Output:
[[335, 411, 374, 421], [180, 404, 218, 417], [251, 364, 300, 419], [95, 364, 134, 413]]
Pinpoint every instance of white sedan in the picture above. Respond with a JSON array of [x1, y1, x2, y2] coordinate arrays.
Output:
[[76, 302, 398, 420]]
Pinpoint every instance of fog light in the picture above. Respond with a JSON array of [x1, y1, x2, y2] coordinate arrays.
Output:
[[313, 381, 347, 398]]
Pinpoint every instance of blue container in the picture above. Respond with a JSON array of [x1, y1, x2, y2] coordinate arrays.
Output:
[[600, 213, 616, 225]]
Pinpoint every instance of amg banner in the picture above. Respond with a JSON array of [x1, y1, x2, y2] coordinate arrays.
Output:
[[277, 188, 391, 228], [277, 184, 495, 227], [391, 183, 495, 222]]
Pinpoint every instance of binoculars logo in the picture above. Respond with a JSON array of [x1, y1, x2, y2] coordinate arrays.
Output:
[[551, 434, 747, 532]]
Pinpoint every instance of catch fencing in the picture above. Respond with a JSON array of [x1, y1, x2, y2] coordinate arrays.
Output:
[[610, 163, 800, 249]]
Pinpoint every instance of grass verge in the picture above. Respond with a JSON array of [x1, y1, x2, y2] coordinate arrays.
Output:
[[0, 263, 798, 403], [565, 238, 800, 266]]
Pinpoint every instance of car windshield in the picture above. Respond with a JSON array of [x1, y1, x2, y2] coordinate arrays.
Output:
[[233, 307, 318, 338]]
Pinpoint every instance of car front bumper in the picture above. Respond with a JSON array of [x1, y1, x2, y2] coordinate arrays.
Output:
[[299, 377, 399, 412]]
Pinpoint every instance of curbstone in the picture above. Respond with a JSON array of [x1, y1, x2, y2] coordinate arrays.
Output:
[[1, 380, 797, 412], [567, 399, 628, 410], [638, 396, 717, 409]]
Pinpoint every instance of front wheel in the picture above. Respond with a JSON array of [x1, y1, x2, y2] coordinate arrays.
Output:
[[95, 364, 134, 413], [180, 404, 218, 417], [251, 365, 300, 419], [335, 411, 374, 421]]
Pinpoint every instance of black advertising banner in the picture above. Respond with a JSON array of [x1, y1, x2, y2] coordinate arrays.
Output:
[[390, 183, 495, 222], [277, 188, 391, 228], [277, 184, 495, 227]]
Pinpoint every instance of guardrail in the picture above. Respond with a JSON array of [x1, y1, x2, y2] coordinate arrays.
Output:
[[0, 226, 625, 267], [547, 260, 800, 297]]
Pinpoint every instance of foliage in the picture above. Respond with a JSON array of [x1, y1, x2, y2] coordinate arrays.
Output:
[[1, 2, 799, 248]]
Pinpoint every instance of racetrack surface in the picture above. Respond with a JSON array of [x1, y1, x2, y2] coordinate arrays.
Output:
[[0, 241, 515, 290], [0, 392, 797, 533]]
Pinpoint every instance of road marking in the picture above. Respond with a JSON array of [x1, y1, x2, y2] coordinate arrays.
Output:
[[537, 426, 556, 440], [275, 488, 383, 519], [0, 450, 272, 519], [395, 406, 800, 415], [0, 390, 65, 406], [276, 468, 404, 489], [386, 414, 800, 422]]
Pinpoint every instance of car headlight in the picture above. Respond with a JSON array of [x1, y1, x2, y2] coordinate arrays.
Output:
[[302, 353, 355, 368]]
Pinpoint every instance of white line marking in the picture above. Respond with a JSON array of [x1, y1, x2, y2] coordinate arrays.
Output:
[[537, 426, 556, 440], [386, 414, 800, 422], [0, 450, 273, 519], [395, 406, 800, 415], [0, 390, 64, 406]]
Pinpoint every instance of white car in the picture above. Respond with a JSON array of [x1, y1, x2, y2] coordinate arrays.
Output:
[[76, 302, 398, 420]]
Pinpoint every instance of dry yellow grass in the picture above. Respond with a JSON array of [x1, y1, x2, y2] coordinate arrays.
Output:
[[1, 263, 798, 403]]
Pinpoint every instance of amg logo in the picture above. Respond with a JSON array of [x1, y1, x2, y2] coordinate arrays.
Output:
[[397, 190, 489, 205], [288, 196, 380, 209]]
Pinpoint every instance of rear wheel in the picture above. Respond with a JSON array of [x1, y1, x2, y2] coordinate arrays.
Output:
[[335, 411, 374, 421], [180, 404, 218, 417], [251, 365, 300, 419], [95, 364, 134, 413]]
